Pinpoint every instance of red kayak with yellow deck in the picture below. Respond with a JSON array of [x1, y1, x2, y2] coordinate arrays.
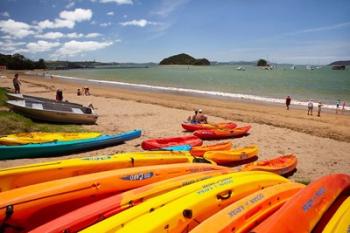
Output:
[[181, 122, 237, 132], [193, 125, 251, 140], [141, 135, 202, 150]]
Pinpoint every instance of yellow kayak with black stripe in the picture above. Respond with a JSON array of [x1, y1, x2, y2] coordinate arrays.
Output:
[[0, 151, 213, 192], [322, 196, 350, 233], [0, 132, 101, 145], [81, 171, 287, 233]]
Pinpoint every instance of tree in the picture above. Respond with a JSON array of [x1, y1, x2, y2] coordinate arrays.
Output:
[[35, 58, 47, 69], [257, 59, 268, 66]]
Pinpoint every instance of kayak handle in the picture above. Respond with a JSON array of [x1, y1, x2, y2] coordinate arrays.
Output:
[[217, 190, 232, 200]]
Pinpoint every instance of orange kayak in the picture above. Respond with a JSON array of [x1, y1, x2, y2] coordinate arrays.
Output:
[[141, 135, 202, 150], [193, 125, 251, 140], [252, 173, 350, 233], [241, 154, 297, 176], [182, 122, 237, 132], [190, 182, 305, 233], [204, 145, 258, 165], [190, 142, 232, 157], [0, 163, 224, 232], [28, 170, 229, 233]]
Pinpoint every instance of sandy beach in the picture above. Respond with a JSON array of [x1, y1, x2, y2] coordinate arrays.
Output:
[[0, 71, 349, 181]]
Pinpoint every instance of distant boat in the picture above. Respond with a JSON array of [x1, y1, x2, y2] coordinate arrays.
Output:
[[6, 93, 83, 107], [6, 100, 98, 124], [290, 65, 295, 70], [306, 65, 314, 70], [236, 66, 245, 71]]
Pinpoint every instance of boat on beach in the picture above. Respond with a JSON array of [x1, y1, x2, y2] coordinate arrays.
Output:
[[6, 100, 98, 124], [6, 92, 83, 107]]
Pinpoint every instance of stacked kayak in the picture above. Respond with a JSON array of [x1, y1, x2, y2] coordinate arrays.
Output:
[[0, 163, 224, 232], [242, 154, 297, 176], [141, 135, 202, 150], [252, 173, 350, 233], [0, 129, 141, 160], [182, 122, 237, 132], [203, 145, 258, 165], [190, 141, 232, 156], [194, 125, 251, 139], [0, 132, 101, 145], [0, 151, 216, 192]]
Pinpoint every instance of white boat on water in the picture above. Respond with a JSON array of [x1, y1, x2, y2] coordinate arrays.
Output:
[[290, 65, 295, 70], [236, 66, 245, 71], [6, 100, 98, 124]]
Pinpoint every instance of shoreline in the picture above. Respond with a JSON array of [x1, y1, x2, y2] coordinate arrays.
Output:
[[30, 70, 350, 111], [3, 70, 350, 142], [0, 70, 349, 181]]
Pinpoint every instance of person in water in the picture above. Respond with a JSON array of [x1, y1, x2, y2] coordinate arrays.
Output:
[[56, 89, 63, 101], [285, 96, 291, 110], [13, 73, 21, 94]]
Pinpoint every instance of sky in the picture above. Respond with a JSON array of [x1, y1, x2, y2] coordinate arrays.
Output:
[[0, 0, 349, 64]]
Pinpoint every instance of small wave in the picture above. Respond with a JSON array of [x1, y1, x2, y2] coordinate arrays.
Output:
[[51, 74, 349, 111]]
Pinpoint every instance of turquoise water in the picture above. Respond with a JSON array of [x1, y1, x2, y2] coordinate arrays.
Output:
[[51, 65, 350, 108]]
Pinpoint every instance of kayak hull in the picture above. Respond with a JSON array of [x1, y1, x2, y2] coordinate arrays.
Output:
[[141, 135, 202, 150], [194, 125, 251, 140], [182, 122, 237, 132], [190, 141, 232, 157]]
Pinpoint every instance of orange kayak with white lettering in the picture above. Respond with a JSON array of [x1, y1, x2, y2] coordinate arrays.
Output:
[[0, 163, 224, 232], [252, 173, 350, 233]]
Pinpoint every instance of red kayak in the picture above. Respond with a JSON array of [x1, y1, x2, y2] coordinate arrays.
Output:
[[141, 135, 203, 150], [181, 122, 237, 132], [193, 125, 251, 140]]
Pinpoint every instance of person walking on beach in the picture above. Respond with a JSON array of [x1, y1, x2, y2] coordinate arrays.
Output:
[[317, 102, 322, 117], [56, 89, 63, 102], [285, 96, 291, 110], [336, 99, 340, 114], [13, 73, 21, 94], [307, 100, 313, 115]]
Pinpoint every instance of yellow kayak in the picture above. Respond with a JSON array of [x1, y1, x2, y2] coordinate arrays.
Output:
[[322, 196, 350, 233], [0, 151, 212, 192], [190, 182, 305, 233], [204, 145, 258, 165], [0, 132, 101, 145], [81, 171, 287, 233]]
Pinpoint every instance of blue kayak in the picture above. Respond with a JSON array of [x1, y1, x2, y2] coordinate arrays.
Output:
[[161, 144, 192, 151], [0, 129, 141, 160]]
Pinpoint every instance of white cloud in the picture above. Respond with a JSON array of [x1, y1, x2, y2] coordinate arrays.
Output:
[[1, 12, 10, 18], [26, 40, 60, 53], [100, 0, 133, 4], [154, 0, 190, 17], [37, 8, 92, 30], [107, 11, 114, 16], [120, 19, 158, 27], [100, 22, 112, 27], [67, 32, 84, 38], [35, 32, 64, 39], [0, 19, 34, 38], [284, 21, 350, 36], [86, 32, 102, 38], [60, 8, 92, 22], [66, 1, 75, 9], [55, 40, 113, 56]]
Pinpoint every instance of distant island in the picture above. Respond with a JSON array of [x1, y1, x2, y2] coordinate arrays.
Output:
[[159, 53, 210, 66], [329, 60, 349, 70]]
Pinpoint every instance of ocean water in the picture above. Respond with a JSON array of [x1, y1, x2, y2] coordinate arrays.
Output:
[[49, 65, 350, 110]]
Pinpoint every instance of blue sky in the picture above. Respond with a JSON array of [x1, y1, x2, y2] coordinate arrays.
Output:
[[0, 0, 349, 64]]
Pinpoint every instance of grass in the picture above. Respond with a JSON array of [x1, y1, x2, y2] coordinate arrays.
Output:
[[0, 87, 86, 135]]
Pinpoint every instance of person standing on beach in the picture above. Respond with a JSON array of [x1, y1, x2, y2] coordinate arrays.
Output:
[[307, 100, 313, 115], [56, 89, 63, 102], [336, 99, 340, 114], [13, 73, 21, 94], [317, 102, 322, 117], [285, 96, 291, 110]]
